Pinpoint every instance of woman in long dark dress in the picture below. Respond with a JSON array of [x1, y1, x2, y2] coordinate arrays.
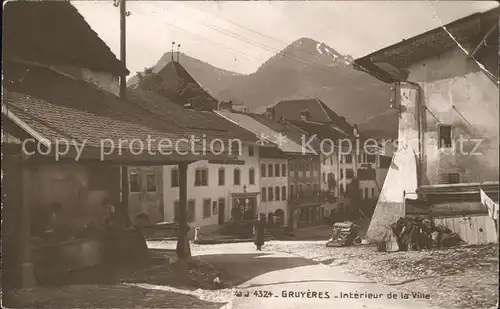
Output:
[[253, 213, 266, 251]]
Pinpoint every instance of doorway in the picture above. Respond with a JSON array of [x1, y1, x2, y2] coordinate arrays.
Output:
[[218, 198, 225, 225], [128, 167, 163, 226]]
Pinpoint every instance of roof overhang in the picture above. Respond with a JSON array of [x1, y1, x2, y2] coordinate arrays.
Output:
[[353, 7, 500, 84], [2, 104, 236, 165]]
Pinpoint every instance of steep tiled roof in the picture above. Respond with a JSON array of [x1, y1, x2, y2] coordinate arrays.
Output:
[[287, 120, 350, 141], [272, 99, 330, 122], [3, 91, 196, 154], [136, 61, 218, 111], [248, 113, 322, 152], [287, 120, 353, 153], [354, 7, 499, 83], [3, 1, 127, 76], [216, 111, 313, 154], [1, 67, 239, 160], [269, 98, 354, 134], [127, 88, 259, 144]]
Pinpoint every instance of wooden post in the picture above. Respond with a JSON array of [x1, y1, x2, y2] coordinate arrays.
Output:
[[119, 0, 127, 99], [176, 162, 191, 262], [121, 165, 129, 209]]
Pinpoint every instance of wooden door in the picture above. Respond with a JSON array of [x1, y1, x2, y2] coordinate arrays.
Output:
[[128, 167, 163, 226], [218, 198, 226, 225]]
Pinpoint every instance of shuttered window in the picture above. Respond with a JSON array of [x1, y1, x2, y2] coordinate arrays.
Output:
[[439, 173, 460, 184], [438, 125, 453, 148]]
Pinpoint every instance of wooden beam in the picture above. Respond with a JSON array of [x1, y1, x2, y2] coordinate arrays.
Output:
[[176, 162, 191, 262], [121, 165, 129, 209], [119, 0, 127, 99]]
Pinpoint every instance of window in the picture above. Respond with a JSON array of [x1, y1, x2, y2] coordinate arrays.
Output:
[[282, 186, 287, 200], [171, 169, 179, 188], [203, 199, 211, 218], [233, 168, 241, 185], [188, 200, 195, 222], [364, 188, 369, 199], [346, 169, 354, 179], [218, 168, 225, 186], [282, 164, 287, 176], [268, 164, 273, 177], [449, 173, 460, 184], [298, 184, 303, 193], [261, 187, 267, 201], [440, 173, 460, 184], [358, 154, 362, 163], [275, 187, 280, 201], [230, 140, 241, 156], [306, 184, 311, 192], [367, 154, 376, 163], [340, 184, 344, 194], [129, 172, 141, 193], [371, 188, 375, 197], [248, 146, 254, 157], [275, 164, 280, 177], [313, 183, 318, 191], [330, 157, 334, 165], [212, 201, 218, 215], [268, 187, 274, 201], [195, 168, 208, 186], [322, 172, 326, 183], [345, 155, 352, 163], [290, 185, 294, 198], [261, 164, 266, 177], [340, 169, 344, 179], [438, 124, 452, 148], [305, 164, 310, 172], [249, 168, 255, 185], [146, 173, 157, 192]]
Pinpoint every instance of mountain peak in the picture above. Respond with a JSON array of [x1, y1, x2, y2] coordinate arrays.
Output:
[[292, 37, 320, 45], [255, 37, 352, 73]]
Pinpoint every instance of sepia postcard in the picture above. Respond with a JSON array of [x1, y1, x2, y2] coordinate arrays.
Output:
[[1, 1, 499, 309]]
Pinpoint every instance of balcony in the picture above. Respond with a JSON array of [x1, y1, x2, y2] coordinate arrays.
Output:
[[289, 190, 337, 205]]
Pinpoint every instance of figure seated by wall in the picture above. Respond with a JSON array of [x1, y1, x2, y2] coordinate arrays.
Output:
[[31, 202, 95, 243]]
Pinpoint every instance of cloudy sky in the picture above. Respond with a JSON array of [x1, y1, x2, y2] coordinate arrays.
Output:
[[73, 1, 498, 76]]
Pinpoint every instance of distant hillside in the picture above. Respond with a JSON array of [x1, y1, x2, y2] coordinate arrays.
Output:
[[128, 52, 242, 100], [214, 38, 395, 136], [130, 38, 398, 138]]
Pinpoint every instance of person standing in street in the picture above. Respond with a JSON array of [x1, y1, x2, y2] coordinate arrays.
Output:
[[254, 213, 266, 251]]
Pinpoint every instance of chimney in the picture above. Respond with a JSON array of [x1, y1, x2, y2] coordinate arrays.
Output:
[[279, 117, 286, 124], [171, 41, 175, 61], [177, 44, 181, 62], [353, 124, 360, 137], [265, 107, 275, 120], [300, 110, 310, 121], [219, 100, 233, 112]]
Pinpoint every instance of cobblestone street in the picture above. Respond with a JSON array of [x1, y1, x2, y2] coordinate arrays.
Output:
[[264, 241, 499, 309], [3, 284, 224, 309], [4, 240, 497, 309]]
